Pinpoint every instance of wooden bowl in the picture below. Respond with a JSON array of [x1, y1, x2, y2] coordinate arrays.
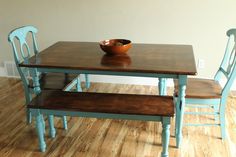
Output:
[[99, 39, 131, 55]]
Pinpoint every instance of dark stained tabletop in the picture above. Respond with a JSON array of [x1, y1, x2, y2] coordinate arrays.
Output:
[[20, 41, 197, 75]]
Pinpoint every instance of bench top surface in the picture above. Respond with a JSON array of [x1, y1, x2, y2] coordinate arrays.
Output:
[[28, 90, 174, 117]]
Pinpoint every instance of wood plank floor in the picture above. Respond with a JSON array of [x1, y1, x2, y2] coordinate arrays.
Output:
[[0, 77, 236, 157]]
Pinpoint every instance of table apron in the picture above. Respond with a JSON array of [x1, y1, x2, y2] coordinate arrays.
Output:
[[36, 67, 180, 79]]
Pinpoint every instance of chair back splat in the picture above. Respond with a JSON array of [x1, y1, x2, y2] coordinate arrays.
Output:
[[215, 29, 236, 98]]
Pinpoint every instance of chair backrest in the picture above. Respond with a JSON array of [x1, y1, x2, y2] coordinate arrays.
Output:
[[8, 26, 39, 103], [214, 29, 236, 97]]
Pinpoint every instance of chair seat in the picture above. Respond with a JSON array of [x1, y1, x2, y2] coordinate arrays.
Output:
[[174, 78, 222, 99], [29, 73, 78, 90]]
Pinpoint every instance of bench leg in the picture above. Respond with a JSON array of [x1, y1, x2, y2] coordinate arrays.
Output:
[[161, 117, 170, 157], [36, 114, 46, 152], [48, 115, 56, 138]]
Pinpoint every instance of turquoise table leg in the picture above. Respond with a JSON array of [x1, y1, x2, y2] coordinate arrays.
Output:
[[159, 78, 167, 95], [76, 76, 82, 92], [85, 74, 90, 89], [176, 75, 187, 148], [161, 117, 171, 157], [35, 113, 46, 152], [48, 115, 56, 138]]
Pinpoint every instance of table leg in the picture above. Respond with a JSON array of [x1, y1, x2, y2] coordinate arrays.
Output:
[[85, 74, 90, 89], [161, 117, 171, 157], [176, 75, 187, 148], [159, 78, 167, 95]]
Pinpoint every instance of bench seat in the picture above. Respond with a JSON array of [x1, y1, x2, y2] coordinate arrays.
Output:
[[28, 90, 174, 117]]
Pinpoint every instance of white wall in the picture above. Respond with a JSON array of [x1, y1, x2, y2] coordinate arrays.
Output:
[[1, 0, 236, 85]]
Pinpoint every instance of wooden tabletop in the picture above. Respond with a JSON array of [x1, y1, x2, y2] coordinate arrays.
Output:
[[20, 41, 197, 75]]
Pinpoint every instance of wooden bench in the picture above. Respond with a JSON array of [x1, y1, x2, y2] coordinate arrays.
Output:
[[28, 90, 174, 157]]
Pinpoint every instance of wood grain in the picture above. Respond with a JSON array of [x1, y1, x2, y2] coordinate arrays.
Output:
[[19, 41, 197, 75], [28, 90, 174, 116], [174, 78, 222, 98], [0, 77, 236, 157]]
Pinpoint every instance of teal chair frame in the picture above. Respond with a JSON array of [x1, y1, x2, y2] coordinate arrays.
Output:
[[175, 29, 236, 140], [8, 26, 90, 134]]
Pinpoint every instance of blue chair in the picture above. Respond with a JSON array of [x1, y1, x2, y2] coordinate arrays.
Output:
[[175, 29, 236, 144], [8, 26, 90, 133]]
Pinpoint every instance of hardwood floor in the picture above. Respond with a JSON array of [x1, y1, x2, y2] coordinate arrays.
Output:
[[0, 77, 235, 157]]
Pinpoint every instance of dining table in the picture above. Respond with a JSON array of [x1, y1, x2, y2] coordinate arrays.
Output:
[[19, 41, 197, 148]]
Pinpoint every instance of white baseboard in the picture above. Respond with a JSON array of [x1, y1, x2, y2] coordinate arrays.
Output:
[[0, 66, 7, 76], [80, 74, 174, 86]]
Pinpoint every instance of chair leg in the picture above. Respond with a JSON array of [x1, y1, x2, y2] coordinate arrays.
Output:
[[41, 115, 46, 134], [62, 116, 68, 130], [26, 108, 32, 124], [220, 111, 226, 139], [48, 115, 56, 138], [161, 117, 170, 157], [174, 97, 179, 137], [213, 104, 219, 122], [36, 114, 46, 152], [85, 74, 90, 89]]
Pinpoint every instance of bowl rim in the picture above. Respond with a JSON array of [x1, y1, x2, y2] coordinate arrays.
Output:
[[99, 39, 131, 47]]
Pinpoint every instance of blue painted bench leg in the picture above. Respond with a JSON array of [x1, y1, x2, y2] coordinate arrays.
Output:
[[85, 74, 90, 89], [48, 115, 56, 138], [161, 117, 170, 157], [35, 112, 46, 152]]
